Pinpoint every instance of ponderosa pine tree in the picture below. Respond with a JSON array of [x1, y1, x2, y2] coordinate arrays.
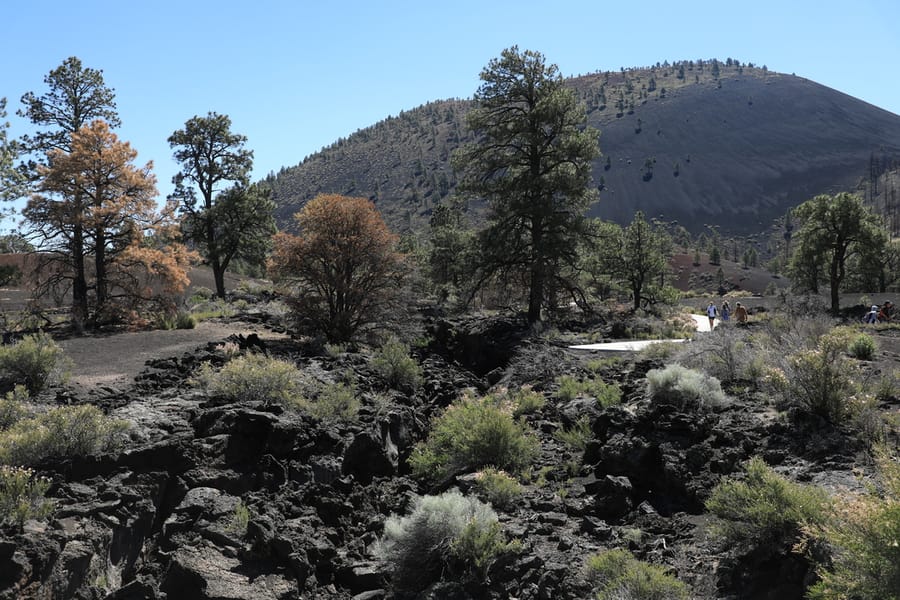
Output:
[[452, 47, 600, 323], [168, 112, 256, 298], [24, 120, 194, 328], [16, 58, 120, 329]]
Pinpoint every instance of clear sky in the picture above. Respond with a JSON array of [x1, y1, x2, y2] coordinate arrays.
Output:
[[3, 0, 899, 221]]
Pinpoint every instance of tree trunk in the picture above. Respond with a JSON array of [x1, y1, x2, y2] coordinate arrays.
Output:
[[528, 219, 544, 324], [95, 229, 107, 315], [212, 259, 226, 299], [829, 255, 841, 315], [72, 227, 88, 334]]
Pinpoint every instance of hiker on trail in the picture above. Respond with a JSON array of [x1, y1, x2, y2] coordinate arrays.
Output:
[[878, 300, 894, 322], [706, 302, 718, 330], [865, 305, 879, 324], [721, 300, 731, 322], [734, 302, 748, 324]]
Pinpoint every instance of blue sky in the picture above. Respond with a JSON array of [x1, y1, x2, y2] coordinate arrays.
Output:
[[3, 0, 899, 223]]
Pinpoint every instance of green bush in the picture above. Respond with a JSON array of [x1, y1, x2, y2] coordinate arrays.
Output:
[[555, 376, 622, 408], [0, 405, 129, 466], [451, 518, 517, 574], [306, 381, 359, 421], [848, 333, 876, 360], [0, 465, 53, 530], [705, 456, 830, 547], [786, 348, 857, 422], [585, 548, 690, 600], [371, 337, 422, 392], [197, 353, 301, 406], [556, 375, 582, 402], [507, 385, 546, 417], [0, 333, 71, 394], [646, 364, 727, 409], [374, 490, 512, 594], [555, 415, 593, 452], [408, 392, 539, 482], [806, 449, 900, 600], [0, 385, 28, 430], [472, 467, 523, 509]]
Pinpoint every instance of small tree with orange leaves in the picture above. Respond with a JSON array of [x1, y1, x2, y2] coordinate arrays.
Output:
[[23, 120, 195, 330], [268, 194, 406, 343]]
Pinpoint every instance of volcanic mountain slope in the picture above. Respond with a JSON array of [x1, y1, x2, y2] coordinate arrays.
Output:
[[265, 59, 900, 236]]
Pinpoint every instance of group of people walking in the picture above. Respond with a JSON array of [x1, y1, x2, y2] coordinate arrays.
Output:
[[705, 299, 748, 330], [864, 300, 894, 324]]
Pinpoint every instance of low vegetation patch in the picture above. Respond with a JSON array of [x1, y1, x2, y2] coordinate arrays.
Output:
[[646, 364, 727, 409], [408, 391, 539, 482], [472, 467, 523, 509], [196, 353, 301, 406], [0, 405, 129, 466], [555, 375, 622, 408], [370, 337, 422, 392], [804, 449, 900, 600], [374, 490, 516, 594], [0, 465, 53, 531], [303, 381, 359, 421], [0, 333, 71, 394], [705, 456, 830, 548], [585, 548, 690, 600]]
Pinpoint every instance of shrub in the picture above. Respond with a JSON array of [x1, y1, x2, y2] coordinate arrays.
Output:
[[227, 499, 251, 536], [370, 337, 422, 392], [646, 364, 727, 409], [556, 375, 582, 402], [197, 353, 301, 406], [508, 385, 546, 417], [408, 392, 539, 482], [0, 405, 129, 466], [306, 381, 359, 421], [555, 415, 593, 452], [374, 490, 511, 594], [786, 347, 856, 422], [451, 518, 518, 574], [0, 386, 28, 430], [175, 311, 197, 329], [555, 376, 622, 408], [805, 449, 900, 600], [585, 548, 690, 600], [848, 333, 876, 360], [0, 465, 53, 530], [472, 467, 523, 509], [705, 456, 830, 547], [0, 333, 71, 394], [189, 286, 215, 302]]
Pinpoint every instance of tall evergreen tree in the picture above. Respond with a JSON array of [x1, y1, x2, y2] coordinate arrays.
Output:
[[17, 58, 120, 330], [452, 47, 599, 323], [168, 112, 256, 297]]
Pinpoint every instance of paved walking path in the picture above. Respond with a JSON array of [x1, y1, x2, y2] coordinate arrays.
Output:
[[568, 314, 712, 352]]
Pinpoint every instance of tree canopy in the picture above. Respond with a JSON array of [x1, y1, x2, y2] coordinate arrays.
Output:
[[789, 192, 887, 314], [452, 47, 600, 323], [24, 120, 194, 329], [268, 194, 406, 343], [591, 212, 674, 310], [168, 112, 257, 297]]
